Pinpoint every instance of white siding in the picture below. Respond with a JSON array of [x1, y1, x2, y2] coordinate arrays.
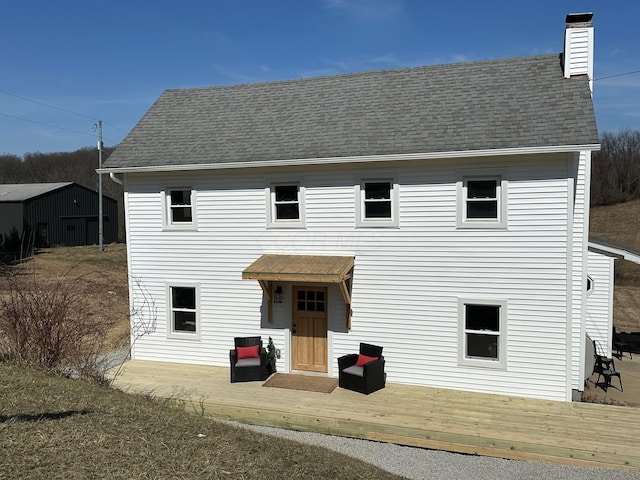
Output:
[[124, 153, 579, 401], [586, 251, 614, 357], [564, 26, 594, 86], [569, 151, 591, 395]]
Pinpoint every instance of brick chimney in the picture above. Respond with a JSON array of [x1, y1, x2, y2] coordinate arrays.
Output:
[[563, 12, 594, 94]]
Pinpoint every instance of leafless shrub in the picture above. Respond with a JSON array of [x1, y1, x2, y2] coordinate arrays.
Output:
[[0, 262, 114, 382], [108, 275, 157, 381]]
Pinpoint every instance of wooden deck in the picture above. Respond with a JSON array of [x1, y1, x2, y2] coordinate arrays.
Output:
[[112, 360, 640, 470]]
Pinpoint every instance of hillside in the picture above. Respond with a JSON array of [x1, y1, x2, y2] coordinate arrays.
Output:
[[590, 200, 640, 332]]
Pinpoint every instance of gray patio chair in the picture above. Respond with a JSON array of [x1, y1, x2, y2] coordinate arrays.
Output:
[[338, 342, 385, 394]]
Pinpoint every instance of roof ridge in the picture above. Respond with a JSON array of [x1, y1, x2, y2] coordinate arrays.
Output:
[[164, 53, 562, 94]]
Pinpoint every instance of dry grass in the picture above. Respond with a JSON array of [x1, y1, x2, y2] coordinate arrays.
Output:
[[591, 200, 640, 333], [0, 362, 402, 480]]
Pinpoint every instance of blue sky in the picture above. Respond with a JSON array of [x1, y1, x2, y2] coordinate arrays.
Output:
[[1, 1, 639, 157]]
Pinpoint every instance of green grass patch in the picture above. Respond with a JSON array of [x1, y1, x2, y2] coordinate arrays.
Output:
[[0, 363, 401, 479], [36, 243, 128, 269]]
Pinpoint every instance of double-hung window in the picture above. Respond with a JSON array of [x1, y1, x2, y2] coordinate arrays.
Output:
[[457, 173, 506, 228], [164, 187, 196, 229], [357, 179, 398, 227], [458, 299, 507, 369], [268, 183, 304, 228], [168, 285, 200, 339]]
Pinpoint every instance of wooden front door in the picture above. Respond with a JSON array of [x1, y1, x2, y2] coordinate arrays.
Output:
[[292, 286, 328, 372]]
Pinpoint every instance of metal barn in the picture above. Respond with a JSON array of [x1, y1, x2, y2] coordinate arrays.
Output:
[[0, 182, 118, 249]]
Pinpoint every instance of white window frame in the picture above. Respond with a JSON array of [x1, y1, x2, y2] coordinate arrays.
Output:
[[356, 178, 399, 227], [267, 182, 305, 228], [163, 186, 197, 230], [458, 298, 507, 369], [456, 171, 507, 229], [167, 283, 201, 340]]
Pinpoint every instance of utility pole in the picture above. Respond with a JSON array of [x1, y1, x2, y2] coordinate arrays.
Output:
[[97, 120, 104, 252]]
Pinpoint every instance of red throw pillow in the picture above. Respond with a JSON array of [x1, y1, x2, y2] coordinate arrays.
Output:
[[237, 345, 260, 359], [356, 354, 377, 367]]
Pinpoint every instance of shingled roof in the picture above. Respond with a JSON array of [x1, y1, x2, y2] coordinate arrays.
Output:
[[104, 54, 598, 171]]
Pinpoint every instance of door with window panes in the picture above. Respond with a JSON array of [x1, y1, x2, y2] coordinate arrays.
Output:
[[292, 286, 328, 372]]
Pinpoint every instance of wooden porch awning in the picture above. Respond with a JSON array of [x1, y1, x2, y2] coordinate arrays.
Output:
[[242, 254, 354, 284], [242, 254, 355, 328]]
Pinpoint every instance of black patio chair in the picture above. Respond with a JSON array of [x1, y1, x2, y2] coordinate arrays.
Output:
[[229, 336, 270, 383], [592, 339, 623, 392], [338, 342, 385, 394], [613, 327, 633, 360]]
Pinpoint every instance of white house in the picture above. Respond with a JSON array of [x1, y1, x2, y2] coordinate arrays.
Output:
[[102, 13, 609, 401]]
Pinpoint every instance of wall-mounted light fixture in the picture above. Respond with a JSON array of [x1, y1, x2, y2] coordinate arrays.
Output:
[[274, 285, 283, 304]]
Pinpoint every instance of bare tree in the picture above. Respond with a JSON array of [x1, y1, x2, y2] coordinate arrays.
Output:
[[591, 129, 640, 206]]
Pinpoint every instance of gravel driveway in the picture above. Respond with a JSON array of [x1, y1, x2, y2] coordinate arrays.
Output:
[[236, 422, 640, 480]]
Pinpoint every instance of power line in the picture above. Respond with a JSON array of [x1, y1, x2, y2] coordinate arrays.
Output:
[[0, 87, 129, 139], [0, 88, 98, 121], [0, 111, 96, 138], [101, 120, 128, 135], [594, 70, 640, 81], [0, 111, 118, 147]]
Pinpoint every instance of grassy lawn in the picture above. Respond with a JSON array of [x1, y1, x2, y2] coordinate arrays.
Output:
[[0, 362, 402, 480]]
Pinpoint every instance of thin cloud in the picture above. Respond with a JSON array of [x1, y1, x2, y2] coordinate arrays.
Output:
[[295, 51, 479, 78], [322, 0, 403, 22]]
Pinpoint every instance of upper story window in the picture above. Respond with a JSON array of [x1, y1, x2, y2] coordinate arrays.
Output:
[[357, 179, 398, 227], [457, 172, 506, 229], [267, 183, 305, 228], [167, 284, 200, 340], [164, 187, 197, 230], [458, 298, 507, 369]]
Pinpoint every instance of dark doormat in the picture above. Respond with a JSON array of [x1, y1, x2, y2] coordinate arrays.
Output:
[[263, 373, 338, 394]]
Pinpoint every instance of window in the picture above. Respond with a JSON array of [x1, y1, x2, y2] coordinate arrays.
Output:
[[296, 289, 326, 312], [267, 183, 305, 228], [587, 275, 594, 294], [357, 179, 398, 227], [274, 184, 300, 220], [168, 285, 200, 339], [164, 187, 196, 229], [458, 299, 507, 368], [457, 173, 506, 228]]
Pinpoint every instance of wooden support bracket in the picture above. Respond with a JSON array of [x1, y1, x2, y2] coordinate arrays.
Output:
[[258, 280, 274, 324]]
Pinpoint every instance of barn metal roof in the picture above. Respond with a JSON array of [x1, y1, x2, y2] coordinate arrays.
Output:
[[0, 183, 73, 202]]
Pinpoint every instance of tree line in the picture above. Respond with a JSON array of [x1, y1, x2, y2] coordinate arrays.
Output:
[[0, 147, 119, 198], [0, 128, 638, 237], [591, 129, 640, 206]]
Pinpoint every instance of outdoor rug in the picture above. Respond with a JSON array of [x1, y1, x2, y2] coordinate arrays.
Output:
[[262, 373, 338, 394]]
